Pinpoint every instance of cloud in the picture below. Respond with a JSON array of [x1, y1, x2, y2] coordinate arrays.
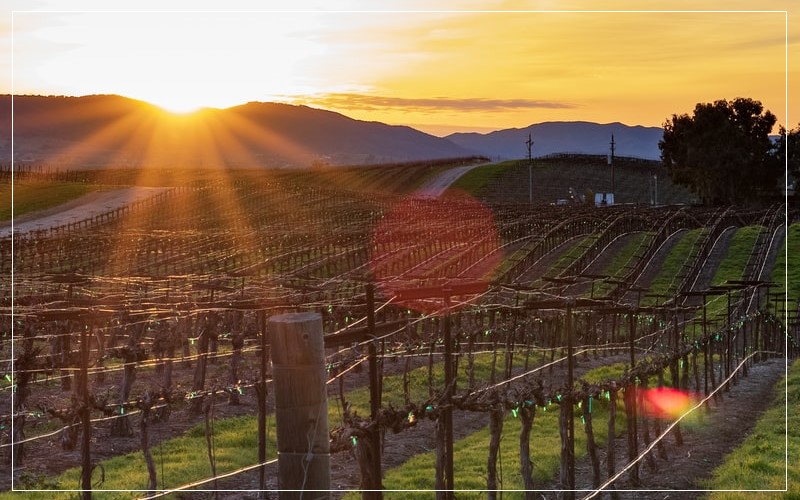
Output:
[[297, 93, 576, 113]]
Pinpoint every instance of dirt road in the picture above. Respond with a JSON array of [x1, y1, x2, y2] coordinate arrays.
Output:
[[0, 186, 170, 238], [413, 162, 491, 197]]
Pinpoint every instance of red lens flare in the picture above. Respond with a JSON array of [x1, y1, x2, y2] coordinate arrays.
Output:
[[369, 190, 501, 314], [643, 387, 695, 419]]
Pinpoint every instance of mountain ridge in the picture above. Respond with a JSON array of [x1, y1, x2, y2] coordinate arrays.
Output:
[[1, 94, 665, 168], [446, 120, 663, 160], [0, 94, 471, 168]]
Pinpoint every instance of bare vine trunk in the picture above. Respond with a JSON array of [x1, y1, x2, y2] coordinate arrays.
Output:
[[140, 394, 157, 496], [623, 385, 640, 486], [228, 333, 243, 405], [581, 396, 601, 488], [487, 407, 504, 499], [519, 405, 536, 499], [607, 388, 619, 499], [190, 320, 211, 414]]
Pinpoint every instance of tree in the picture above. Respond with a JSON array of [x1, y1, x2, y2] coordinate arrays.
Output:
[[775, 124, 800, 191], [659, 98, 781, 205]]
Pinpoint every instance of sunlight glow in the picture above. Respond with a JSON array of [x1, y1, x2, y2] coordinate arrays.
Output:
[[151, 99, 208, 115], [6, 4, 793, 133]]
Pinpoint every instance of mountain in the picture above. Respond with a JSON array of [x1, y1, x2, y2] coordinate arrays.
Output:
[[0, 95, 471, 168], [446, 121, 664, 161]]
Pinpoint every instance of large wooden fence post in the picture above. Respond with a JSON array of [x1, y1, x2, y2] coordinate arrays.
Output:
[[269, 312, 331, 499]]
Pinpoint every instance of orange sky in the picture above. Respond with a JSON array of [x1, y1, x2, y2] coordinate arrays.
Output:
[[2, 1, 797, 136]]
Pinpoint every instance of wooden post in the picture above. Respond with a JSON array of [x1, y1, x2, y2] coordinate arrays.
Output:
[[365, 284, 383, 499], [725, 290, 732, 386], [80, 327, 92, 500], [257, 310, 268, 498], [563, 303, 575, 499], [628, 310, 636, 368], [443, 295, 455, 500], [269, 312, 330, 499], [742, 316, 749, 376]]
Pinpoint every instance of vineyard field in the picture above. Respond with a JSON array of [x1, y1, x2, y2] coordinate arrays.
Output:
[[1, 158, 797, 499]]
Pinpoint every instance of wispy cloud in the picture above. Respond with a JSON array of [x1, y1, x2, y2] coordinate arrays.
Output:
[[296, 93, 576, 113]]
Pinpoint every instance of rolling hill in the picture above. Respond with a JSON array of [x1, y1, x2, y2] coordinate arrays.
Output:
[[0, 95, 472, 168]]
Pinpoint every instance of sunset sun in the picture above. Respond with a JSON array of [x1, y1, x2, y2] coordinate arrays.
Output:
[[149, 95, 209, 115]]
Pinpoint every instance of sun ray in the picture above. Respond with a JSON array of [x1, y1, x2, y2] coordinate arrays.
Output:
[[21, 100, 159, 170]]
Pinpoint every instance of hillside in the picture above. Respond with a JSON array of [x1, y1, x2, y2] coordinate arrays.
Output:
[[0, 95, 470, 168], [447, 120, 663, 160], [451, 154, 696, 205]]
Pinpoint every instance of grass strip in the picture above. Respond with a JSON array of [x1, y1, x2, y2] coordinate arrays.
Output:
[[686, 225, 763, 337], [448, 161, 514, 196], [546, 236, 598, 279], [702, 358, 800, 498], [640, 228, 704, 306], [591, 232, 653, 298], [771, 222, 800, 322], [6, 414, 276, 499], [0, 181, 98, 221]]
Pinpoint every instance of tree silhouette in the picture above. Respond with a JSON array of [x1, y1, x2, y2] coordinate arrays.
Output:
[[775, 124, 800, 192], [659, 98, 781, 206]]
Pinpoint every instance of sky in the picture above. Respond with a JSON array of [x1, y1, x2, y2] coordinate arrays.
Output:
[[1, 0, 797, 136]]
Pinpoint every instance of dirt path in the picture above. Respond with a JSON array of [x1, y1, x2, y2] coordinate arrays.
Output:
[[414, 162, 491, 198], [0, 186, 170, 237], [557, 357, 786, 499]]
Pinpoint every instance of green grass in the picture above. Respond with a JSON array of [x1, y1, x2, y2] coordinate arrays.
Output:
[[342, 361, 631, 497], [709, 225, 764, 287], [448, 161, 514, 196], [12, 323, 733, 497], [377, 404, 568, 494], [591, 232, 653, 298], [702, 358, 800, 499], [5, 414, 277, 499], [700, 225, 765, 322], [10, 350, 536, 497], [641, 228, 704, 306], [771, 223, 800, 322], [0, 181, 98, 221], [546, 236, 598, 279], [491, 238, 541, 280]]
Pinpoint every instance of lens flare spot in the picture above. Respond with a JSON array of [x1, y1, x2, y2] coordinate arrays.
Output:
[[643, 387, 694, 418], [369, 190, 501, 314]]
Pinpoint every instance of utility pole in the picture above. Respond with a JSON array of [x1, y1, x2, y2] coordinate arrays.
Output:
[[652, 174, 658, 206], [526, 133, 534, 204], [609, 134, 616, 195]]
